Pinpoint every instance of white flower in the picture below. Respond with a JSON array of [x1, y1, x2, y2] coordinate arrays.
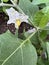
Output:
[[6, 7, 29, 29]]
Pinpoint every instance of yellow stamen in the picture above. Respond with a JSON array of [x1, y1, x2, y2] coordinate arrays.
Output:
[[16, 19, 21, 27]]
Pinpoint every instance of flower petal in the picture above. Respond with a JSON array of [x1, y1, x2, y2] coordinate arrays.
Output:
[[6, 7, 19, 18], [20, 14, 29, 23], [7, 19, 15, 24]]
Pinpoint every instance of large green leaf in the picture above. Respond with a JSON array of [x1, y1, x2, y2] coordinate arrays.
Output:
[[0, 31, 37, 65], [39, 14, 49, 29], [33, 10, 49, 29], [33, 11, 44, 26], [39, 6, 49, 28], [32, 0, 49, 5], [19, 0, 39, 20]]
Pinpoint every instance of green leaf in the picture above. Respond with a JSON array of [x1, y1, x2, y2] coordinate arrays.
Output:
[[39, 30, 47, 40], [33, 11, 44, 26], [33, 10, 49, 29], [42, 6, 49, 14], [3, 6, 10, 13], [32, 0, 49, 5], [39, 7, 49, 29], [3, 0, 9, 2], [24, 31, 39, 45], [0, 31, 37, 65], [19, 0, 39, 19], [39, 14, 49, 28], [46, 42, 49, 59], [37, 57, 45, 65]]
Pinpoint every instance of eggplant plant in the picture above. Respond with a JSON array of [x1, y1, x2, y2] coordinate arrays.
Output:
[[0, 0, 49, 65]]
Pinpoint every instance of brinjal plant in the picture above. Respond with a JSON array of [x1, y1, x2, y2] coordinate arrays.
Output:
[[0, 0, 49, 65]]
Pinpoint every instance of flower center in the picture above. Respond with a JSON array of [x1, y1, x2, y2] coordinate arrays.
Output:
[[16, 19, 21, 27]]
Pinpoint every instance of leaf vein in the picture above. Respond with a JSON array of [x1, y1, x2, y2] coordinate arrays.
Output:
[[1, 30, 37, 65]]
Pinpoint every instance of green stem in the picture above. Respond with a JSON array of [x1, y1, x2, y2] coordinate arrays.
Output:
[[1, 0, 3, 3], [0, 2, 24, 14], [0, 3, 15, 7], [10, 0, 24, 14]]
